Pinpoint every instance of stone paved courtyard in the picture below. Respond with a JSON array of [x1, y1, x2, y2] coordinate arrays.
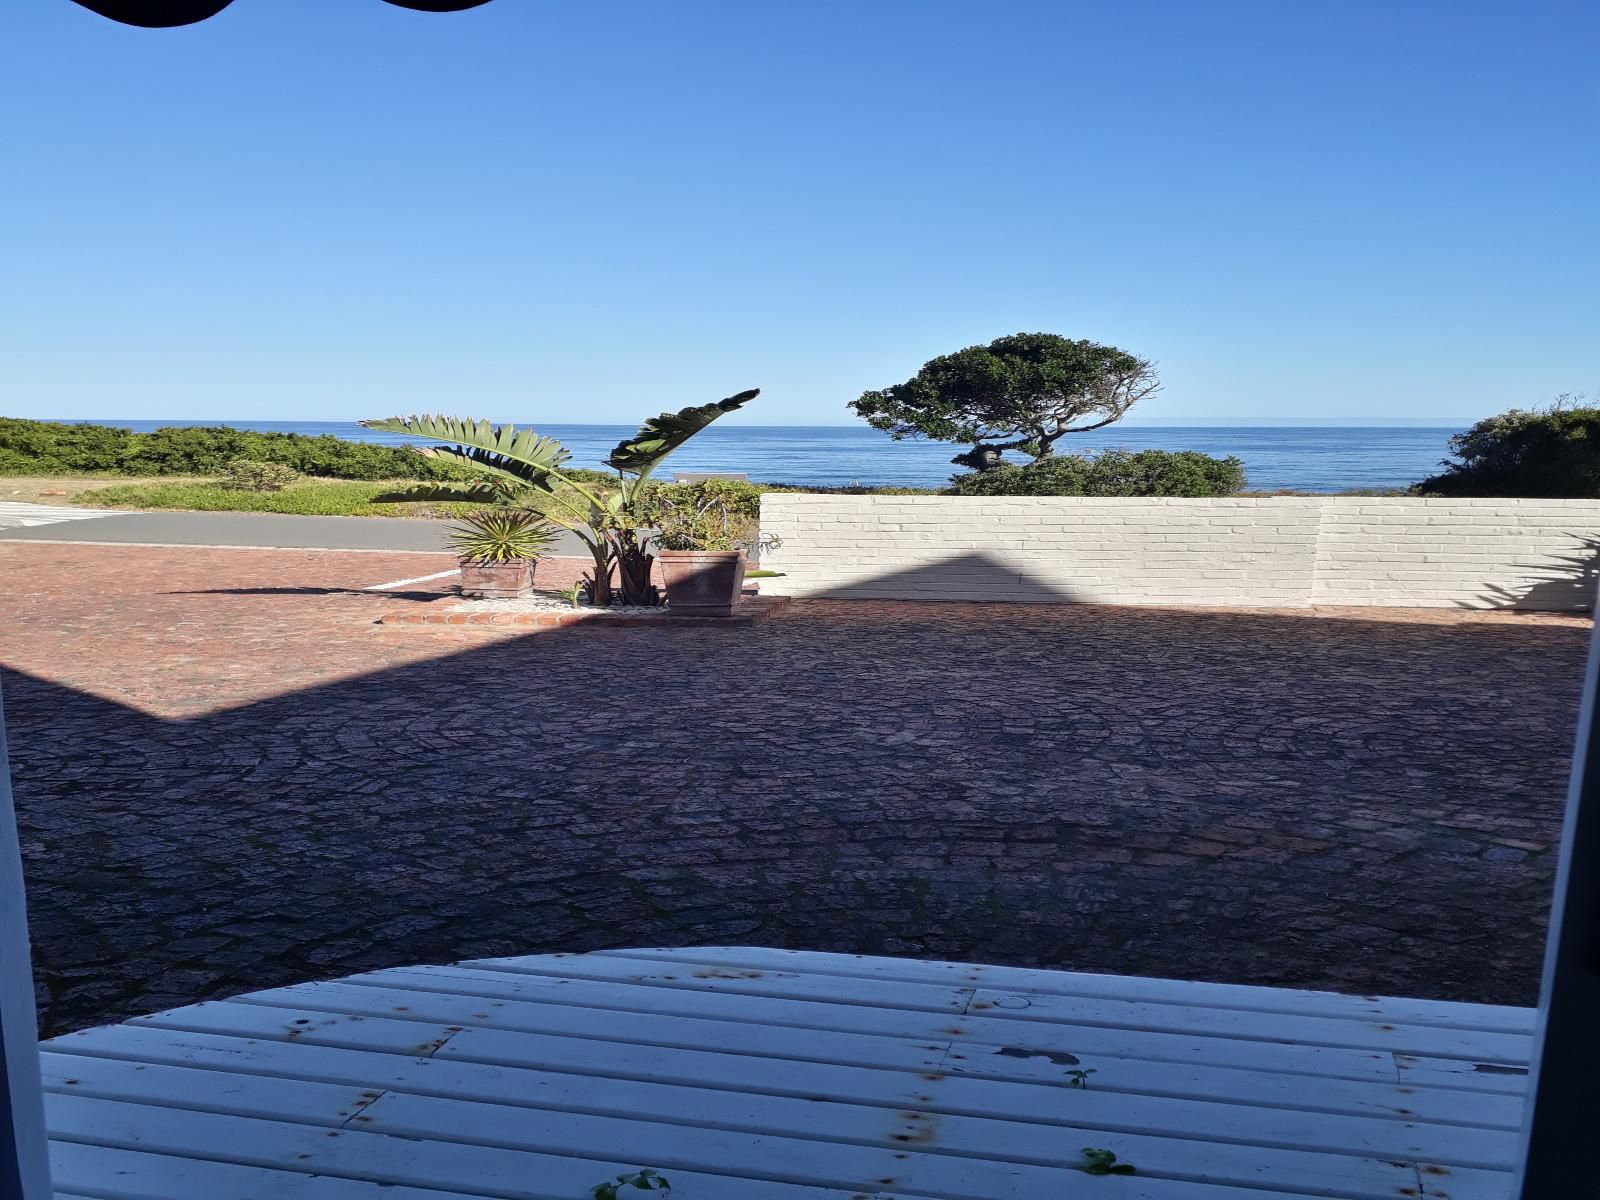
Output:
[[1, 541, 1590, 1035]]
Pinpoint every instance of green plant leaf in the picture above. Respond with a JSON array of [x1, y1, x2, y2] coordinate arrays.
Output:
[[446, 508, 559, 562], [360, 415, 574, 492], [604, 390, 759, 479]]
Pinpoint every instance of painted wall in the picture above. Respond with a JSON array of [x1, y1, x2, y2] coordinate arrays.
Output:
[[758, 495, 1600, 610]]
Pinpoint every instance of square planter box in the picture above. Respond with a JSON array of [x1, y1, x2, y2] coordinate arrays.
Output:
[[659, 550, 746, 617], [458, 558, 535, 599]]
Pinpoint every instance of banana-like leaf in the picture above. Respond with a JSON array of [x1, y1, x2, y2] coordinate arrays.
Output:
[[604, 389, 759, 478], [361, 414, 574, 488], [418, 445, 563, 492]]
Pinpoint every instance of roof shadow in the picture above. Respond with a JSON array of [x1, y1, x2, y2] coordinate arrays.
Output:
[[2, 548, 1590, 1039], [786, 551, 1086, 603]]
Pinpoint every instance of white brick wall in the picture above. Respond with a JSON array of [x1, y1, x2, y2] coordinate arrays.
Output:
[[759, 494, 1600, 610], [1312, 497, 1600, 609]]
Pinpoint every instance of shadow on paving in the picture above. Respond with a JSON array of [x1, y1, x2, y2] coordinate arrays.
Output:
[[165, 587, 446, 602], [2, 559, 1589, 1035]]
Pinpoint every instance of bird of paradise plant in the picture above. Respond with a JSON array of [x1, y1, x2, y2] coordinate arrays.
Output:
[[362, 389, 758, 606]]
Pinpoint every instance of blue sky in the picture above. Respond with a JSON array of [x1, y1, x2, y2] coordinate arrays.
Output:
[[3, 0, 1595, 427]]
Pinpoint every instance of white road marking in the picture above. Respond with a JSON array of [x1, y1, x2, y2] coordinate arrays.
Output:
[[363, 568, 460, 591], [0, 502, 133, 530]]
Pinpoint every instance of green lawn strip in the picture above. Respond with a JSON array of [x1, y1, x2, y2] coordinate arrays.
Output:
[[68, 478, 485, 519]]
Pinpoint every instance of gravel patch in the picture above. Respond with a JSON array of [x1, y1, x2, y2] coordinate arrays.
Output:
[[449, 591, 665, 616]]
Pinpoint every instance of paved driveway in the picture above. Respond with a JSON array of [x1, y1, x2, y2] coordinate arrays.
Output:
[[1, 541, 1587, 1034]]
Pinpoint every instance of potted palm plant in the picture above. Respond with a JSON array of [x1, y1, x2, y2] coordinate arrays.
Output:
[[447, 508, 557, 598], [644, 479, 777, 616], [362, 389, 759, 607]]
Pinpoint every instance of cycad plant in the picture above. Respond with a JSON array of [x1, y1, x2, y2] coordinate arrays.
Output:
[[446, 508, 557, 562], [362, 389, 758, 606]]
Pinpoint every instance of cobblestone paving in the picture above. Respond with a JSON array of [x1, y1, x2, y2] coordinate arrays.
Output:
[[1, 542, 1589, 1034]]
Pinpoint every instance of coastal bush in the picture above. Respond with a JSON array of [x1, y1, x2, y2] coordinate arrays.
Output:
[[757, 481, 939, 495], [221, 458, 299, 492], [1417, 398, 1600, 497], [0, 418, 481, 481], [0, 418, 128, 473], [639, 478, 766, 551], [949, 448, 1245, 497]]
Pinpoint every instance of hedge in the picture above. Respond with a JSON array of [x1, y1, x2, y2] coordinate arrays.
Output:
[[0, 418, 477, 481], [949, 448, 1246, 497]]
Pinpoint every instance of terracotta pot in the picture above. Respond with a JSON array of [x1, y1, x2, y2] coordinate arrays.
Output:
[[458, 558, 535, 599], [659, 550, 746, 617]]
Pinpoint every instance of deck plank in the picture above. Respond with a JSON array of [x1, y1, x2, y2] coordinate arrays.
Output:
[[43, 1023, 1518, 1167], [46, 1094, 930, 1200], [585, 948, 1535, 1034], [129, 998, 1525, 1128], [50, 1142, 485, 1200], [47, 1090, 1334, 1200], [334, 966, 1409, 1081], [42, 948, 1527, 1200], [462, 955, 1533, 1060]]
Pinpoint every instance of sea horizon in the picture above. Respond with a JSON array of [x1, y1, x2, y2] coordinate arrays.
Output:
[[38, 417, 1464, 493]]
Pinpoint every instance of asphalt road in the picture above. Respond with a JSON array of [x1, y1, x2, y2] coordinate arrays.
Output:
[[0, 509, 592, 555]]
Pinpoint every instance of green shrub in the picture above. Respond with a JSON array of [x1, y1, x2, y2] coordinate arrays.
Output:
[[638, 479, 765, 550], [0, 418, 131, 474], [1418, 399, 1600, 497], [948, 448, 1245, 496], [757, 481, 940, 495], [0, 418, 482, 481], [221, 458, 299, 492]]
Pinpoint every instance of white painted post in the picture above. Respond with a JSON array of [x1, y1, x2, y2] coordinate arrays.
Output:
[[1515, 619, 1600, 1196], [0, 683, 50, 1196]]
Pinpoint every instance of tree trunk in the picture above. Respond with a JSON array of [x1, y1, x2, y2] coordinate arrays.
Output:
[[609, 531, 661, 606], [953, 444, 1005, 471], [580, 536, 614, 606]]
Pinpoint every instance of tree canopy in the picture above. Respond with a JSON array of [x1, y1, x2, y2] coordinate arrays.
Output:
[[1419, 396, 1600, 497], [850, 332, 1160, 469]]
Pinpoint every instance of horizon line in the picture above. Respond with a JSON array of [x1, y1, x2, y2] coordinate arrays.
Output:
[[38, 416, 1476, 429]]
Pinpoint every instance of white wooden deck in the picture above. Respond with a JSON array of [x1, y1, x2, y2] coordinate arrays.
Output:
[[39, 947, 1533, 1200]]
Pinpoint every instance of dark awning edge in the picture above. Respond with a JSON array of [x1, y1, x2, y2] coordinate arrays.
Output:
[[70, 0, 494, 29]]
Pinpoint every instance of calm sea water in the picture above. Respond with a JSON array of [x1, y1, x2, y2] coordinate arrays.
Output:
[[65, 420, 1459, 493]]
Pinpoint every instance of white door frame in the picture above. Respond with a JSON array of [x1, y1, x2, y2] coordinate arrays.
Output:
[[0, 683, 51, 1198], [1514, 619, 1600, 1196]]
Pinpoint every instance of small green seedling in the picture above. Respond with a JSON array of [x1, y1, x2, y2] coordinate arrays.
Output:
[[1076, 1148, 1137, 1176], [1065, 1068, 1098, 1089], [590, 1170, 671, 1200]]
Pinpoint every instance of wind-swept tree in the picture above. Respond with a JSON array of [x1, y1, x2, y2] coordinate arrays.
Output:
[[850, 333, 1160, 470], [363, 389, 758, 605]]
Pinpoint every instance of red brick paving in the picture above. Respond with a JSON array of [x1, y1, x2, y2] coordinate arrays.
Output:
[[0, 540, 1589, 1035]]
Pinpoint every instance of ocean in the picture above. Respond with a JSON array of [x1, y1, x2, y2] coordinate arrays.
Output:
[[62, 420, 1459, 493]]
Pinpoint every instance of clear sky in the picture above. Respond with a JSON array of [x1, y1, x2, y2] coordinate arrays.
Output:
[[3, 0, 1595, 427]]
